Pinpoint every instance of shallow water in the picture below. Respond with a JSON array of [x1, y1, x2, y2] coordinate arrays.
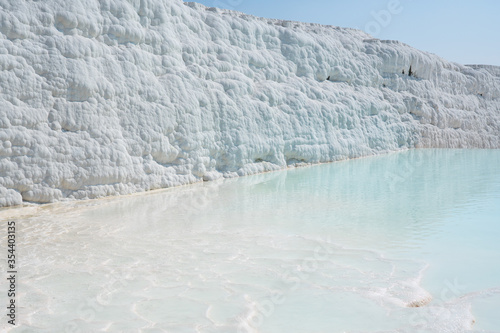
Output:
[[1, 149, 500, 332]]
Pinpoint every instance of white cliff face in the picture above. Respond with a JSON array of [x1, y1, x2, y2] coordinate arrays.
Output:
[[0, 0, 499, 207]]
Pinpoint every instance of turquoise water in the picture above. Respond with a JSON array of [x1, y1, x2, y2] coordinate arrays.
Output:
[[2, 149, 500, 332]]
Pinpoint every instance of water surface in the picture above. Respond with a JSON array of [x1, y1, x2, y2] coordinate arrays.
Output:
[[2, 149, 500, 332]]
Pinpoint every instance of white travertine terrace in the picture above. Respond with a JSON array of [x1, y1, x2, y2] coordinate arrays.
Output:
[[0, 0, 499, 207]]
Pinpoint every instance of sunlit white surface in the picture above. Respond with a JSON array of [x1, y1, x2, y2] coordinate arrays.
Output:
[[1, 149, 500, 332], [2, 0, 500, 207]]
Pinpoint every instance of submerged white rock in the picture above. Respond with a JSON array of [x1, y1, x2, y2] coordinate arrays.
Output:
[[0, 0, 499, 206]]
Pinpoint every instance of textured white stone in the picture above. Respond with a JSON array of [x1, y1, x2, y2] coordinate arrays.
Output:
[[0, 0, 499, 206]]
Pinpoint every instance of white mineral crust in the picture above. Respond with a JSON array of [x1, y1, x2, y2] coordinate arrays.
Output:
[[0, 0, 499, 206]]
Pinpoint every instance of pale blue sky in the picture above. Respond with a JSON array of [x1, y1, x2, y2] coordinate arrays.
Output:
[[187, 0, 500, 66]]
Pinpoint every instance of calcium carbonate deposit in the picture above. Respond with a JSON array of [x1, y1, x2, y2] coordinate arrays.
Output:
[[1, 0, 499, 207]]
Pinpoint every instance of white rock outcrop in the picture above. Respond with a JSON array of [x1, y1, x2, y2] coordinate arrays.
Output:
[[1, 0, 499, 206]]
